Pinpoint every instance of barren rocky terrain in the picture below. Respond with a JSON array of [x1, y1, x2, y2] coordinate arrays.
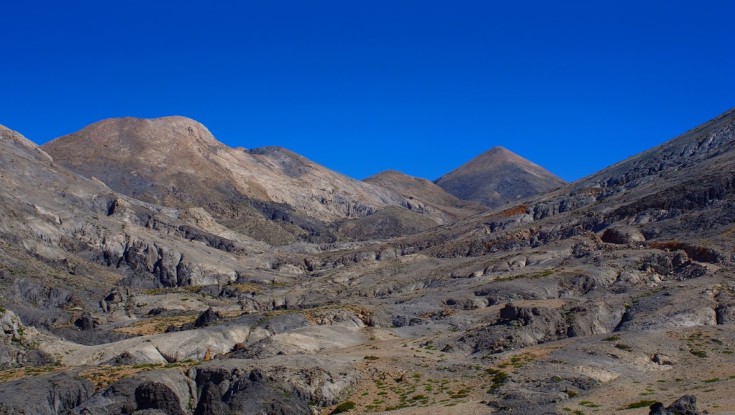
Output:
[[0, 108, 733, 414]]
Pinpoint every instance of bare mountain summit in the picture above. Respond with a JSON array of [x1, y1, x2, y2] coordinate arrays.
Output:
[[435, 146, 566, 208]]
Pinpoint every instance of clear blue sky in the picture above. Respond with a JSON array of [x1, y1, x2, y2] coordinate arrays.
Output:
[[1, 1, 733, 182]]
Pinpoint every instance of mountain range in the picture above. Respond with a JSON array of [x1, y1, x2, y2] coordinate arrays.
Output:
[[0, 108, 733, 414]]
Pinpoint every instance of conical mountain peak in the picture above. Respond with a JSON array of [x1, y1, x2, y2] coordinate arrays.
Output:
[[435, 146, 565, 208]]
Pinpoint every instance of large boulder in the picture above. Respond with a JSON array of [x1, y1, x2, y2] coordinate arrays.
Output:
[[134, 381, 187, 415], [649, 394, 699, 415], [601, 226, 645, 245]]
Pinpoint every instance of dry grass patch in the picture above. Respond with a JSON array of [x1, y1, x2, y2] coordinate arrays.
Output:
[[143, 285, 206, 296], [498, 204, 529, 217], [80, 361, 197, 390], [0, 365, 63, 383], [113, 314, 198, 336], [497, 352, 537, 370], [81, 365, 150, 390], [218, 309, 248, 319], [226, 282, 263, 294], [327, 349, 521, 413]]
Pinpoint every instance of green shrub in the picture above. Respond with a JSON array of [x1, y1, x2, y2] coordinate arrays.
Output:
[[615, 343, 633, 352], [330, 401, 357, 414], [486, 369, 509, 393], [623, 400, 657, 409], [690, 349, 707, 358]]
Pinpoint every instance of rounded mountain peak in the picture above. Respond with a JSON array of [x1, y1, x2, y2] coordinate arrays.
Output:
[[485, 146, 510, 154], [41, 116, 228, 193], [366, 170, 413, 180], [54, 116, 220, 151]]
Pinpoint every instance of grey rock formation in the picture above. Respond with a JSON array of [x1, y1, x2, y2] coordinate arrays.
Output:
[[72, 370, 194, 415], [649, 395, 699, 415], [192, 367, 310, 415], [0, 372, 94, 415], [134, 381, 187, 415], [0, 308, 50, 369]]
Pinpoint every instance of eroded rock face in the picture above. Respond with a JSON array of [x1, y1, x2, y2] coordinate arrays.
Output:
[[193, 368, 310, 415], [74, 313, 95, 331], [461, 304, 568, 353], [566, 302, 625, 337], [716, 302, 735, 324], [0, 372, 94, 415], [71, 360, 357, 415], [71, 370, 194, 415], [0, 308, 50, 369], [134, 381, 187, 415], [618, 288, 718, 331]]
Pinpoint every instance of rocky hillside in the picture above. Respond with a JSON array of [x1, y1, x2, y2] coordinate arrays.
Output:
[[43, 117, 443, 244], [435, 146, 566, 208], [0, 108, 733, 415]]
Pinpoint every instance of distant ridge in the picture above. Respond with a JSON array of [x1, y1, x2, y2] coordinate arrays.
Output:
[[434, 146, 566, 208], [365, 170, 485, 221]]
